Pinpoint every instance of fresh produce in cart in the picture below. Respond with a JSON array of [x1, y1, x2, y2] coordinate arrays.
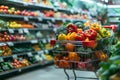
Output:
[[53, 21, 111, 72]]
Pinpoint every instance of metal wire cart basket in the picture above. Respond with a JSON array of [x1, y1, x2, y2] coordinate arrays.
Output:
[[50, 23, 112, 80]]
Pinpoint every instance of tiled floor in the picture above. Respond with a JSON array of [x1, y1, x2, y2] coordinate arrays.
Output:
[[6, 65, 98, 80]]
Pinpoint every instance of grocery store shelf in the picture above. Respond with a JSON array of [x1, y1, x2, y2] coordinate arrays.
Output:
[[0, 13, 86, 22], [108, 20, 120, 23], [108, 14, 120, 17], [53, 50, 93, 54], [0, 39, 38, 46], [1, 48, 54, 59], [1, 0, 80, 14], [0, 60, 53, 78], [1, 28, 53, 31], [0, 14, 33, 18]]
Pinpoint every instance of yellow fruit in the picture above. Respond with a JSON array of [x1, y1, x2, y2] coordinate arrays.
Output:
[[58, 33, 67, 40]]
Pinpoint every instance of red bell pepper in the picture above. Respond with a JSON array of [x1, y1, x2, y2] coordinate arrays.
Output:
[[76, 32, 86, 41], [66, 23, 77, 33], [78, 62, 86, 69], [85, 29, 97, 40]]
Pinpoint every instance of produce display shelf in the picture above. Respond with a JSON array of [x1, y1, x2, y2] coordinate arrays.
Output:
[[53, 50, 93, 55], [0, 13, 86, 22], [0, 60, 53, 77], [0, 39, 39, 46], [0, 14, 38, 20], [1, 49, 54, 59], [42, 17, 86, 22], [1, 0, 80, 14], [1, 28, 54, 31], [108, 20, 120, 23]]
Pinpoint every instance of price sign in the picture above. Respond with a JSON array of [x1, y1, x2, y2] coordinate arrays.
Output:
[[41, 50, 44, 53], [0, 58, 4, 62], [18, 29, 23, 34], [27, 52, 33, 57], [47, 38, 51, 42], [56, 44, 59, 48], [70, 9, 74, 14], [44, 50, 48, 54], [70, 20, 73, 22], [18, 69, 21, 72], [41, 53, 46, 60], [62, 19, 66, 22], [54, 8, 57, 11], [8, 29, 14, 33], [42, 39, 47, 43], [78, 10, 80, 13], [52, 18, 55, 22], [24, 17, 29, 21], [37, 50, 43, 55], [30, 40, 38, 44], [0, 43, 6, 46], [12, 55, 18, 59], [7, 42, 14, 46], [37, 51, 41, 54], [23, 28, 29, 33], [23, 2, 29, 6], [38, 17, 43, 21], [53, 28, 57, 33]]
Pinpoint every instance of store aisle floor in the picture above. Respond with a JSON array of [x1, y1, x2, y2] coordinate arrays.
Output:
[[6, 65, 98, 80]]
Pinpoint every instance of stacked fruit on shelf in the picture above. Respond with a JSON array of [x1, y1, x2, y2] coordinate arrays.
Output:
[[0, 51, 53, 72], [0, 32, 26, 42], [0, 5, 38, 16], [0, 45, 12, 56], [12, 58, 29, 68], [43, 10, 89, 19], [54, 22, 111, 69], [7, 21, 34, 28]]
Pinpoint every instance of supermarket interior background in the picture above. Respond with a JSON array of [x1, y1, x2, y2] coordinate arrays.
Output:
[[0, 0, 120, 80]]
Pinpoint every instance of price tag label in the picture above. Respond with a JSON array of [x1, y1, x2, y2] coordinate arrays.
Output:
[[38, 17, 43, 21], [0, 58, 4, 62], [32, 23, 36, 26], [52, 18, 55, 22], [23, 2, 29, 6], [24, 17, 29, 21], [37, 51, 41, 54], [8, 29, 14, 33], [62, 19, 66, 22], [18, 29, 23, 34], [0, 43, 6, 46], [31, 40, 38, 44], [42, 39, 47, 43], [41, 53, 46, 60], [70, 9, 74, 14], [27, 52, 33, 57], [44, 50, 48, 54], [7, 42, 14, 46], [47, 38, 51, 42], [12, 55, 17, 59], [23, 28, 29, 33], [18, 69, 21, 72], [78, 10, 81, 13], [70, 20, 73, 22], [56, 45, 59, 48], [54, 8, 57, 11], [37, 50, 43, 54], [53, 28, 57, 33]]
